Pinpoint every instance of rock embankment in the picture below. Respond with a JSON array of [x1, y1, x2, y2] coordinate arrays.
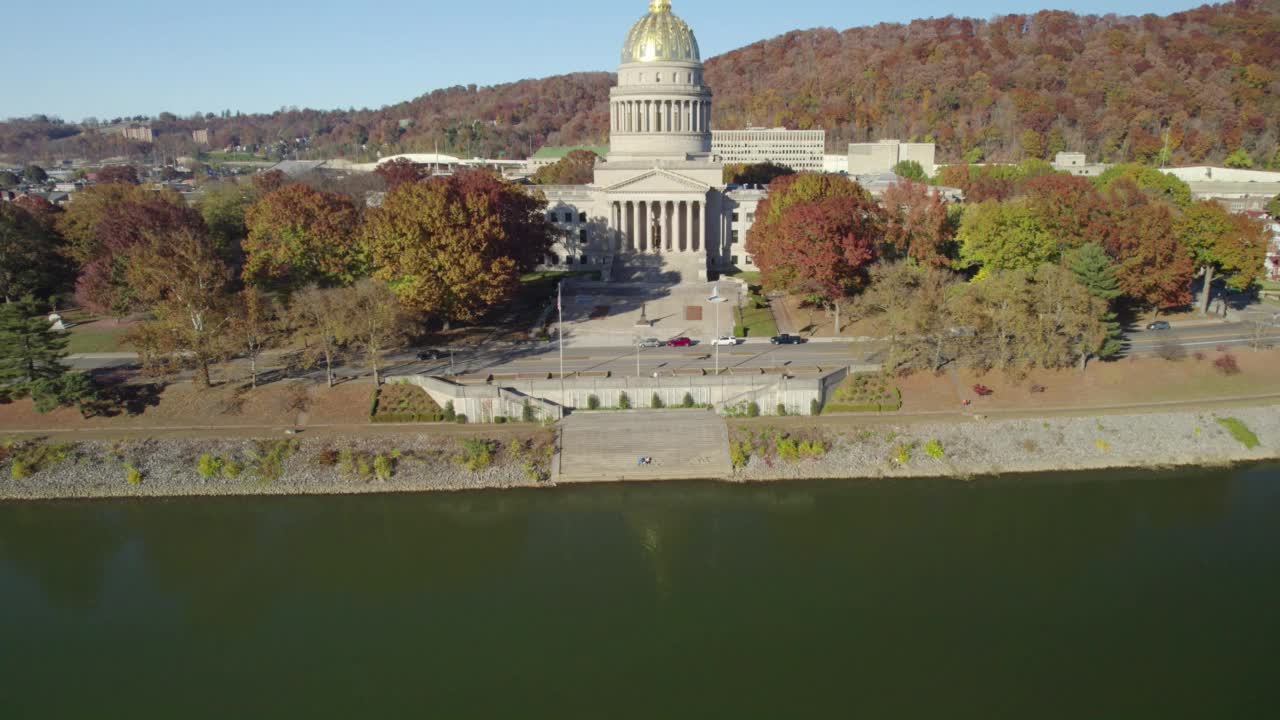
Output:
[[733, 405, 1280, 481], [0, 433, 553, 501]]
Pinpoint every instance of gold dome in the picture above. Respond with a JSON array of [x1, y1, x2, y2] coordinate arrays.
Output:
[[621, 0, 701, 64]]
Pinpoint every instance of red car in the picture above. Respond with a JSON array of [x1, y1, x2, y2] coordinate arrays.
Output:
[[666, 336, 694, 347]]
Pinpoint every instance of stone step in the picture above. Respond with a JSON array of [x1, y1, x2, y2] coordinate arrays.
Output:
[[557, 409, 732, 482]]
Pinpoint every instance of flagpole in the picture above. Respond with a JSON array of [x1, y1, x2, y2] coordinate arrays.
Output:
[[558, 281, 565, 419]]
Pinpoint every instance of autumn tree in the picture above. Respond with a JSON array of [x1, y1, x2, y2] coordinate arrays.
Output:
[[338, 280, 411, 386], [196, 179, 255, 266], [289, 286, 348, 387], [1177, 201, 1270, 314], [723, 161, 794, 186], [251, 170, 288, 195], [56, 183, 185, 264], [956, 200, 1057, 275], [857, 261, 962, 371], [361, 170, 553, 327], [243, 183, 364, 290], [71, 194, 207, 316], [123, 227, 235, 387], [0, 171, 19, 189], [1266, 194, 1280, 218], [96, 165, 140, 184], [375, 158, 429, 189], [23, 164, 48, 183], [1020, 173, 1110, 251], [532, 149, 599, 185], [1094, 163, 1191, 208], [1224, 149, 1253, 169], [0, 202, 71, 303], [746, 174, 882, 319], [1101, 180, 1195, 316], [880, 180, 956, 266], [228, 287, 283, 388]]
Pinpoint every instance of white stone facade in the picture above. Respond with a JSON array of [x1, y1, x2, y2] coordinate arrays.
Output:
[[848, 140, 936, 176]]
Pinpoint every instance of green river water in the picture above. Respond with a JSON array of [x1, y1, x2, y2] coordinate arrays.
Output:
[[2, 464, 1279, 718]]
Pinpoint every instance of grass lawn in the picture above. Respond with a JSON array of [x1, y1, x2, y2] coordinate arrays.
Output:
[[202, 151, 272, 164], [65, 328, 131, 354], [733, 294, 778, 339], [725, 270, 762, 286]]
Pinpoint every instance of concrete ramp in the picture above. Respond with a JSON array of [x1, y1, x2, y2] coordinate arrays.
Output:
[[557, 410, 732, 482]]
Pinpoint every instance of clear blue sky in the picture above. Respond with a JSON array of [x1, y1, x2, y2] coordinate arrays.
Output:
[[2, 0, 1206, 121]]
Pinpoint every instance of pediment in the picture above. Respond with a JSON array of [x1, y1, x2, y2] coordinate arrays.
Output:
[[602, 168, 710, 194]]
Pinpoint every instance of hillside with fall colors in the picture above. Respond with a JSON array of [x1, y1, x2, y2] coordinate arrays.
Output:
[[3, 1, 1277, 167]]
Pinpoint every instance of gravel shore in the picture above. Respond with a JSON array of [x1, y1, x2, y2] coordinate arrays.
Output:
[[734, 405, 1280, 481], [0, 434, 549, 501]]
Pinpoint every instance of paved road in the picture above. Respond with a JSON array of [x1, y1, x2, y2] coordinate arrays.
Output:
[[66, 320, 1278, 380]]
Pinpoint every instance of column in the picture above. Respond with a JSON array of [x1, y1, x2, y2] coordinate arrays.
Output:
[[625, 202, 634, 252], [679, 201, 688, 252], [639, 201, 648, 252], [693, 201, 702, 252], [663, 201, 673, 252]]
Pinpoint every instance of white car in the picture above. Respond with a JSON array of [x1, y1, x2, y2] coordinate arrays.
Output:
[[711, 336, 740, 346]]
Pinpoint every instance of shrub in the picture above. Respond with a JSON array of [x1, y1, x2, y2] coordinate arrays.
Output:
[[455, 413, 468, 424], [495, 416, 508, 424], [1094, 439, 1111, 452], [747, 402, 760, 418], [618, 392, 631, 410], [651, 393, 664, 409], [682, 392, 696, 408], [776, 403, 787, 417], [10, 459, 30, 479], [1213, 354, 1240, 375], [222, 461, 244, 479], [776, 437, 799, 462], [459, 439, 497, 471], [318, 448, 339, 466], [729, 440, 752, 469], [337, 448, 355, 474], [827, 373, 901, 412], [522, 400, 536, 422], [125, 463, 142, 485], [1215, 417, 1259, 449], [587, 394, 601, 410], [443, 400, 456, 422], [923, 439, 945, 459], [249, 440, 297, 482], [374, 454, 394, 480], [197, 454, 223, 479], [891, 443, 913, 464], [810, 398, 822, 416], [798, 439, 827, 458]]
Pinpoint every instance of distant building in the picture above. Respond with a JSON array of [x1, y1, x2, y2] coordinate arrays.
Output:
[[823, 154, 849, 174], [711, 128, 825, 172], [192, 128, 211, 145], [848, 140, 935, 176], [122, 125, 154, 143], [1052, 152, 1110, 177]]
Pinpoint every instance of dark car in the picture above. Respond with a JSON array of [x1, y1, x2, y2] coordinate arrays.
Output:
[[770, 334, 806, 345], [1146, 321, 1171, 331], [666, 336, 694, 347], [415, 349, 440, 361]]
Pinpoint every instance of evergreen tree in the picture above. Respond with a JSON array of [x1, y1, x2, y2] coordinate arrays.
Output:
[[0, 298, 69, 387], [1066, 243, 1123, 358]]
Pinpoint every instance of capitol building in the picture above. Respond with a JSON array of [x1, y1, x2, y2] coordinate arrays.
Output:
[[540, 0, 763, 282]]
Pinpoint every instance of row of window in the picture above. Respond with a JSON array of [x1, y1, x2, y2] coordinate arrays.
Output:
[[548, 210, 588, 224]]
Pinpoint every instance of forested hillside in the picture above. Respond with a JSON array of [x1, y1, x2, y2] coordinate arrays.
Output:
[[3, 1, 1277, 166]]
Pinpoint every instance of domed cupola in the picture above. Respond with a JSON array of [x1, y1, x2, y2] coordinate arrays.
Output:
[[621, 0, 701, 64]]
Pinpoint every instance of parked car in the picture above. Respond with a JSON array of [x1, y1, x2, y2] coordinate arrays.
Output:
[[770, 334, 806, 345], [638, 337, 662, 348], [1146, 321, 1171, 331], [712, 336, 740, 346], [666, 336, 694, 347], [415, 349, 440, 360]]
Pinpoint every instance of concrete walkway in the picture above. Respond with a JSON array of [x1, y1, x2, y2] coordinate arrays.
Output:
[[557, 410, 732, 482]]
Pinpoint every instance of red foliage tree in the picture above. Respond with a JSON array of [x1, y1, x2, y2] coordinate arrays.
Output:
[[881, 180, 955, 266], [250, 170, 288, 195], [747, 173, 882, 301], [1101, 180, 1195, 315], [96, 165, 139, 185], [375, 158, 428, 189], [1020, 173, 1111, 251]]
